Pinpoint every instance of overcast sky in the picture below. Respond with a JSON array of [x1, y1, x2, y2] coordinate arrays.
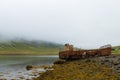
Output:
[[0, 0, 120, 48]]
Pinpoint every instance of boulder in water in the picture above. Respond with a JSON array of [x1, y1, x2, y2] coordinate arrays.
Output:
[[26, 65, 33, 70], [53, 60, 65, 64]]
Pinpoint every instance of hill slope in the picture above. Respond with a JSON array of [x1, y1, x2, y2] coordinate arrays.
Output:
[[0, 40, 63, 55], [112, 46, 120, 54]]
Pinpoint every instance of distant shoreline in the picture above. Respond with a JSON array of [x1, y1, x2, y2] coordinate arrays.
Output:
[[0, 51, 58, 55], [0, 54, 58, 55]]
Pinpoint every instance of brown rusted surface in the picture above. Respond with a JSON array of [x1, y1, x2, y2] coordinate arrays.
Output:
[[59, 44, 112, 60], [59, 50, 85, 59]]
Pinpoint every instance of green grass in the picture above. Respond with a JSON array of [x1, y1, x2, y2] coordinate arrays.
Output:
[[112, 46, 120, 54]]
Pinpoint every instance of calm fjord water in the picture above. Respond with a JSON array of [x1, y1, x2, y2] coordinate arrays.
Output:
[[0, 55, 58, 72]]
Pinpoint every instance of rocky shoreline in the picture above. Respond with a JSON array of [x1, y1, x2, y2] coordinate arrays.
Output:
[[1, 55, 120, 80], [0, 68, 46, 80], [33, 55, 120, 80]]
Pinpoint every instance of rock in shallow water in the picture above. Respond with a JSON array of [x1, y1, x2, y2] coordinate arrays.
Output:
[[53, 60, 66, 64], [26, 65, 33, 70]]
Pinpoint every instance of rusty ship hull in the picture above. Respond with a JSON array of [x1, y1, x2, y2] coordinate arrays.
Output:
[[59, 46, 112, 60]]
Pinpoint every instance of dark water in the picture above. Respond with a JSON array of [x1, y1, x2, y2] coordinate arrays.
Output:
[[0, 55, 58, 72]]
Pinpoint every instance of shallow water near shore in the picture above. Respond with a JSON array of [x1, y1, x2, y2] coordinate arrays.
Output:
[[0, 55, 58, 79]]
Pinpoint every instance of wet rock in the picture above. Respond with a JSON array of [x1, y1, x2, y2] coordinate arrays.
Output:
[[112, 56, 117, 58], [101, 62, 105, 64], [78, 63, 81, 65], [19, 76, 24, 79], [104, 63, 112, 67], [44, 66, 52, 70], [112, 60, 119, 65], [26, 65, 33, 70], [53, 60, 65, 64], [104, 59, 109, 62], [117, 66, 120, 69], [85, 59, 91, 62], [0, 79, 7, 80], [105, 56, 110, 58]]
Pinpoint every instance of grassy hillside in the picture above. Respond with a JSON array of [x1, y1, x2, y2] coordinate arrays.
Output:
[[112, 46, 120, 54], [0, 40, 63, 55]]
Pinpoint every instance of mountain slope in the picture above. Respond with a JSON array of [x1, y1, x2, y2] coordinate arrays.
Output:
[[0, 40, 63, 55]]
